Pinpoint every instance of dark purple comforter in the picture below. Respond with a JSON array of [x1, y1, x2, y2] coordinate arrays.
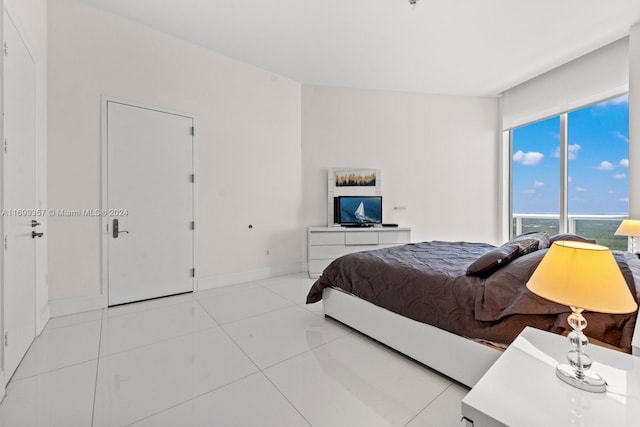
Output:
[[306, 241, 638, 351]]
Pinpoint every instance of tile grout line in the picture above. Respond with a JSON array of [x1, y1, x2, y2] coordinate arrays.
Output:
[[225, 282, 314, 426], [126, 283, 318, 426], [123, 370, 263, 426], [101, 297, 257, 426], [44, 313, 104, 331], [8, 356, 102, 383], [99, 324, 220, 360], [192, 284, 340, 426], [255, 329, 353, 372], [402, 383, 455, 427], [259, 282, 311, 306], [91, 312, 104, 427], [99, 299, 220, 358], [257, 281, 325, 317], [260, 371, 314, 427], [194, 298, 261, 372], [193, 294, 316, 425], [9, 318, 103, 383], [197, 285, 299, 326], [214, 301, 300, 327]]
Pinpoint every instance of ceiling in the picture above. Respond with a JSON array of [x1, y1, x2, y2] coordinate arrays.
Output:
[[76, 0, 640, 97]]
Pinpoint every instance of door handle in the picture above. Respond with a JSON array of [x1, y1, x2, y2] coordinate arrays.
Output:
[[32, 231, 43, 238], [31, 220, 41, 227], [112, 218, 129, 238]]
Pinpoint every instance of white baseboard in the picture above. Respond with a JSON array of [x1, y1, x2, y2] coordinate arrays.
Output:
[[49, 294, 107, 318], [197, 262, 305, 290], [49, 263, 308, 317]]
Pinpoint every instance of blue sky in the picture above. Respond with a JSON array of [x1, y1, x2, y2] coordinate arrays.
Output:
[[512, 95, 629, 215]]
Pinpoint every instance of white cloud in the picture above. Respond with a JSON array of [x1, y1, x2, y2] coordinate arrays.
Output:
[[576, 187, 587, 192], [612, 131, 629, 143], [552, 144, 581, 160], [598, 94, 628, 107], [568, 144, 581, 160], [620, 159, 629, 167], [513, 150, 544, 166], [613, 173, 627, 179], [523, 189, 536, 194], [533, 181, 544, 188], [596, 161, 614, 171], [568, 176, 573, 183], [620, 197, 629, 203]]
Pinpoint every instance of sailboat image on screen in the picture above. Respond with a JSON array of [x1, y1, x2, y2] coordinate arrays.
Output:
[[354, 201, 366, 221], [334, 196, 382, 226]]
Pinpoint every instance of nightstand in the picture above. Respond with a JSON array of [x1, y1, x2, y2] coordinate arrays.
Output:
[[461, 327, 640, 426]]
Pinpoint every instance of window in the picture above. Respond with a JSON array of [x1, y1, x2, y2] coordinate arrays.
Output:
[[511, 95, 628, 250], [511, 116, 561, 236]]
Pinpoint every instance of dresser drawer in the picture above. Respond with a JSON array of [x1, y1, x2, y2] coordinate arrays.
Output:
[[309, 231, 345, 245], [379, 230, 411, 244], [345, 231, 379, 245]]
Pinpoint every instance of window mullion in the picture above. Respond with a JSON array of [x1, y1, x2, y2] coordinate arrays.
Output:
[[559, 113, 568, 233]]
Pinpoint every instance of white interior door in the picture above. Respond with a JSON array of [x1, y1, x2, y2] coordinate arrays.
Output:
[[106, 101, 194, 306], [2, 10, 38, 380]]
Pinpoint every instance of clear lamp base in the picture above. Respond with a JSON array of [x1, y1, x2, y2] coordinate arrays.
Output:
[[556, 364, 606, 393]]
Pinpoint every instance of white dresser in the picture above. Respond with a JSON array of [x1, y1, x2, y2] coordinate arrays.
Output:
[[307, 226, 411, 278]]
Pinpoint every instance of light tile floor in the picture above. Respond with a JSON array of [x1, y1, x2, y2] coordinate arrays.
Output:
[[0, 273, 469, 427]]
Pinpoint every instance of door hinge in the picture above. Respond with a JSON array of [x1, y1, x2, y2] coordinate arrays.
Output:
[[4, 332, 8, 347], [190, 126, 195, 136], [4, 138, 8, 153], [3, 42, 8, 56], [190, 174, 195, 183], [4, 235, 7, 250], [190, 221, 195, 230], [191, 268, 195, 278]]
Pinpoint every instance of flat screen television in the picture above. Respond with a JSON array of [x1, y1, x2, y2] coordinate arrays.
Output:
[[334, 196, 382, 226]]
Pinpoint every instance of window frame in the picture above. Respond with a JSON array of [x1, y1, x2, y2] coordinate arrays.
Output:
[[508, 93, 629, 240]]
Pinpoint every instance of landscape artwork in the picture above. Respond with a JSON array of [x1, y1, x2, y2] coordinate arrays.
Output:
[[335, 169, 377, 187]]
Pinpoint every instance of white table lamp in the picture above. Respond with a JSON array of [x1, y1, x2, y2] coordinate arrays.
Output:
[[526, 241, 637, 392], [615, 219, 640, 252]]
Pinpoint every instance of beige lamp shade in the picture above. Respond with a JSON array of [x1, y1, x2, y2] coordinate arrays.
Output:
[[526, 241, 637, 314], [615, 219, 640, 237]]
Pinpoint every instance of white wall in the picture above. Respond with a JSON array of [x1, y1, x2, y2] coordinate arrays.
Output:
[[47, 0, 302, 312], [47, 0, 503, 314], [301, 85, 500, 246], [5, 0, 48, 328]]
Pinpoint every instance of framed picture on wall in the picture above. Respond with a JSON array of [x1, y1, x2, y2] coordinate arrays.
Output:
[[327, 168, 381, 226], [334, 169, 377, 187]]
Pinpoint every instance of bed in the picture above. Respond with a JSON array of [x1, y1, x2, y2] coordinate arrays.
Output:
[[306, 233, 640, 387]]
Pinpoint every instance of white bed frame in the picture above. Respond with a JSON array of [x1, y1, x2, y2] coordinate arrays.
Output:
[[322, 287, 640, 388]]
